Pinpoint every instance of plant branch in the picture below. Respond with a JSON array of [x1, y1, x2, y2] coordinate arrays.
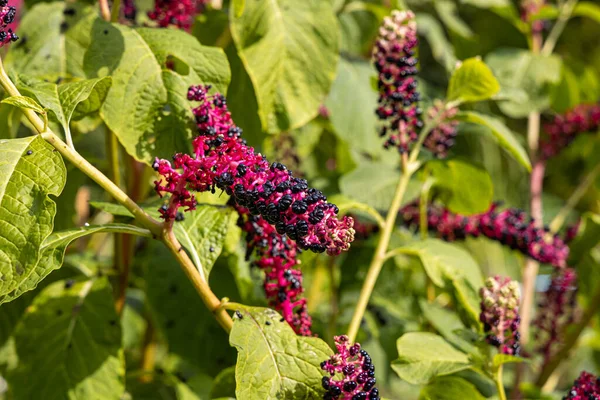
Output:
[[495, 364, 507, 400], [550, 163, 600, 233], [541, 0, 578, 56], [536, 281, 600, 387]]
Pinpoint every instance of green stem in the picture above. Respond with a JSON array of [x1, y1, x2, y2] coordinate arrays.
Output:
[[110, 0, 121, 22], [495, 365, 507, 400], [550, 163, 600, 233], [541, 0, 578, 56]]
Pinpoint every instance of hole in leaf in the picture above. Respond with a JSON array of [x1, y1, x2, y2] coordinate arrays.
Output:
[[165, 55, 190, 76]]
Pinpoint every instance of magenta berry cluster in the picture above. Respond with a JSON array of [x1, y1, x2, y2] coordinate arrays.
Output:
[[422, 100, 459, 158], [320, 335, 379, 400], [520, 0, 546, 34], [373, 10, 422, 153], [479, 276, 521, 355], [153, 85, 355, 256], [565, 371, 600, 400], [0, 0, 18, 47], [400, 201, 570, 268], [122, 0, 137, 22], [534, 268, 578, 363], [148, 0, 207, 30], [541, 103, 600, 160], [236, 206, 312, 336]]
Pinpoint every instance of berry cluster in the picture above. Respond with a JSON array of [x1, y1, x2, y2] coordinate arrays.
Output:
[[0, 0, 18, 47], [565, 371, 600, 400], [422, 100, 459, 158], [520, 0, 546, 34], [400, 201, 569, 268], [122, 0, 137, 22], [148, 0, 207, 30], [153, 85, 355, 256], [373, 10, 422, 153], [321, 336, 379, 400], [534, 268, 578, 363], [479, 276, 521, 355], [236, 206, 312, 336], [541, 103, 600, 160]]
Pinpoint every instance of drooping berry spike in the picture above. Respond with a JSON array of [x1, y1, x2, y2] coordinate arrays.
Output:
[[541, 103, 600, 160], [153, 85, 355, 256], [0, 0, 18, 47], [400, 200, 569, 268], [320, 335, 380, 400], [148, 0, 208, 31], [422, 100, 459, 158], [564, 371, 600, 400], [373, 10, 422, 153], [479, 276, 521, 355], [534, 268, 578, 364], [236, 206, 312, 336]]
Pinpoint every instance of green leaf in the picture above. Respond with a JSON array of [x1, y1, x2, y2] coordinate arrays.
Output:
[[456, 111, 531, 171], [420, 376, 485, 400], [5, 3, 97, 80], [395, 239, 483, 290], [326, 57, 381, 156], [448, 276, 482, 330], [568, 213, 600, 264], [573, 2, 600, 24], [434, 1, 474, 38], [551, 65, 581, 113], [485, 48, 562, 117], [232, 0, 246, 17], [392, 332, 471, 385], [493, 354, 527, 367], [447, 58, 500, 104], [15, 75, 112, 139], [3, 224, 150, 303], [83, 22, 230, 164], [427, 159, 494, 215], [230, 0, 339, 134], [1, 96, 45, 114], [0, 136, 66, 303], [210, 366, 237, 399], [419, 299, 476, 354], [7, 278, 124, 399], [230, 306, 332, 399], [415, 13, 457, 73]]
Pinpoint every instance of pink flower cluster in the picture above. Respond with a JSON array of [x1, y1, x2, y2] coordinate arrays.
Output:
[[148, 0, 207, 30], [541, 103, 600, 160], [153, 85, 355, 256], [236, 206, 312, 336], [321, 335, 379, 400], [422, 100, 459, 158], [534, 268, 578, 363], [479, 276, 521, 355], [520, 0, 546, 34], [0, 0, 18, 47], [400, 201, 570, 268], [373, 10, 422, 153], [565, 371, 600, 400]]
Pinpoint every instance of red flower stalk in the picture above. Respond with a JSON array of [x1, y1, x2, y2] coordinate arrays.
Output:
[[0, 0, 18, 47], [236, 206, 312, 336], [534, 268, 578, 364], [422, 100, 459, 158], [565, 371, 600, 400], [373, 10, 422, 153], [148, 0, 208, 31], [541, 103, 600, 160], [479, 276, 521, 355], [321, 335, 379, 400], [400, 201, 570, 268], [153, 85, 355, 256], [520, 0, 546, 34]]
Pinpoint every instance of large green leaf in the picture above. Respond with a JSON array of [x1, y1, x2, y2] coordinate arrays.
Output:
[[419, 376, 485, 400], [485, 48, 561, 117], [230, 306, 332, 399], [82, 22, 230, 164], [15, 75, 112, 140], [0, 136, 66, 303], [7, 278, 124, 399], [427, 159, 494, 215], [3, 223, 150, 303], [230, 0, 339, 134], [456, 111, 531, 171], [447, 58, 500, 104], [5, 3, 97, 80], [392, 332, 471, 385], [419, 299, 476, 354]]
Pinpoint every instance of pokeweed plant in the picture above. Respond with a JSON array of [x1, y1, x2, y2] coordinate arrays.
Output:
[[0, 0, 599, 399]]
